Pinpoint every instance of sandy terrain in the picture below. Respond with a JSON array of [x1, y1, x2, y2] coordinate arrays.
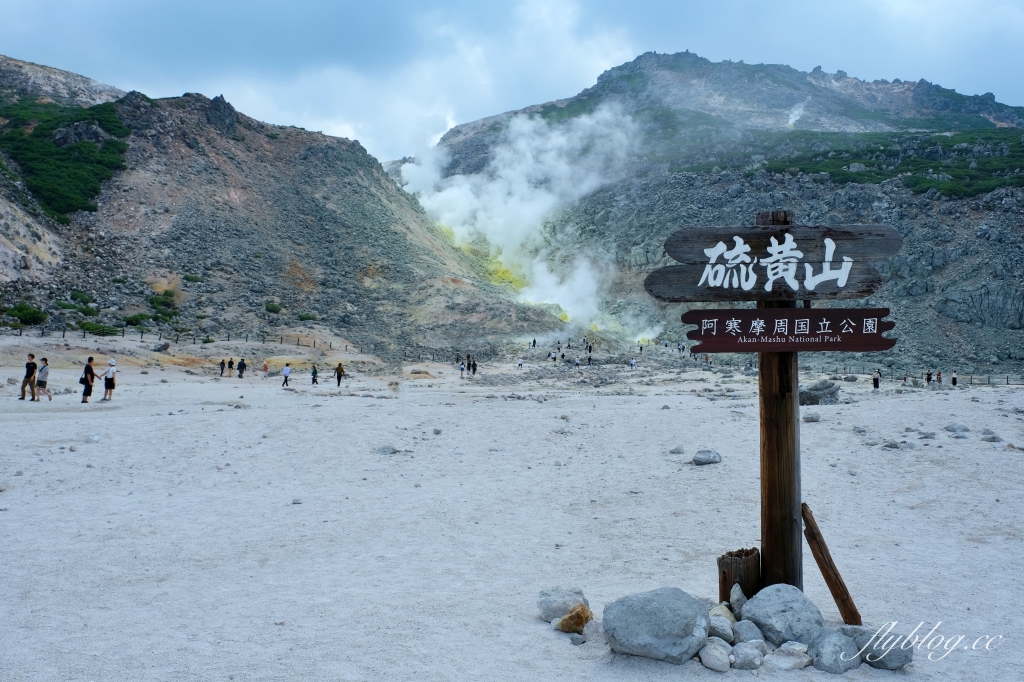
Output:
[[1, 334, 1022, 681]]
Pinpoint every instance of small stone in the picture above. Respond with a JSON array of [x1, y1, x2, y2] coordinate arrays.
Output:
[[669, 445, 685, 454], [692, 449, 722, 465], [803, 411, 820, 423], [556, 603, 594, 634], [808, 630, 861, 674], [433, 428, 441, 435], [709, 603, 736, 624], [661, 404, 670, 410], [729, 584, 748, 620], [853, 426, 866, 434], [732, 619, 763, 643], [160, 379, 168, 383], [69, 446, 77, 452], [882, 440, 900, 449], [730, 641, 764, 669], [292, 499, 302, 504], [568, 633, 585, 645], [763, 648, 811, 670], [582, 619, 604, 644], [944, 422, 970, 433], [982, 434, 1003, 442], [375, 445, 398, 455], [779, 640, 808, 653], [698, 636, 732, 672], [14, 471, 23, 476], [87, 435, 100, 443], [709, 615, 734, 643], [86, 463, 94, 468], [538, 587, 589, 622]]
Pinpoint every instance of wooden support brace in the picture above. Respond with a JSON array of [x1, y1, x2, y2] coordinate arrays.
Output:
[[802, 502, 862, 625]]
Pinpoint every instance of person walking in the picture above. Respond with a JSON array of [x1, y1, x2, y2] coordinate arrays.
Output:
[[952, 370, 958, 387], [101, 359, 117, 401], [237, 358, 247, 378], [925, 370, 933, 385], [936, 371, 942, 384], [471, 360, 477, 376], [311, 365, 319, 385], [228, 358, 235, 376], [80, 357, 95, 403], [517, 357, 523, 369], [20, 353, 37, 401], [282, 363, 291, 387], [459, 362, 465, 378], [35, 357, 52, 401], [872, 368, 881, 390], [574, 356, 580, 369], [532, 339, 536, 348], [587, 355, 592, 366], [630, 357, 637, 370], [219, 359, 226, 377], [334, 362, 345, 386], [262, 361, 269, 374]]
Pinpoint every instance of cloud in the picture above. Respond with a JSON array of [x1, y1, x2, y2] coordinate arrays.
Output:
[[401, 105, 637, 323]]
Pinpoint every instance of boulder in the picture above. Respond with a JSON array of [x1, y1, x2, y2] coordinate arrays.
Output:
[[538, 587, 589, 622], [709, 615, 734, 643], [603, 587, 709, 664], [803, 411, 821, 423], [730, 641, 764, 669], [808, 630, 861, 674], [732, 619, 764, 643], [741, 584, 824, 645], [799, 380, 840, 406], [944, 422, 970, 433], [693, 449, 722, 465], [669, 445, 685, 454], [152, 342, 170, 352], [839, 624, 914, 670], [556, 603, 594, 634], [698, 637, 732, 672], [729, 584, 748, 620], [763, 648, 812, 670]]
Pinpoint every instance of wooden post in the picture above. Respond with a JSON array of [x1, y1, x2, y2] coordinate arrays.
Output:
[[717, 547, 761, 604], [756, 210, 802, 591], [802, 503, 861, 625]]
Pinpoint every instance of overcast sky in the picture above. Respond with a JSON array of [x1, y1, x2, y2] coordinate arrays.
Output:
[[2, 0, 1022, 160]]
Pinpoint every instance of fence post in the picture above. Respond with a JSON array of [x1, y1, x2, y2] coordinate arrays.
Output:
[[83, 329, 86, 339], [19, 328, 22, 336], [245, 334, 248, 343], [313, 339, 316, 349], [62, 328, 66, 339], [280, 336, 283, 344], [297, 337, 300, 347]]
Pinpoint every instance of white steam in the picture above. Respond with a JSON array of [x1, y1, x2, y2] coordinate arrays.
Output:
[[787, 97, 811, 127], [402, 105, 636, 323]]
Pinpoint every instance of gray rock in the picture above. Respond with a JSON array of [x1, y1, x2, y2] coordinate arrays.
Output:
[[569, 632, 585, 645], [982, 434, 1003, 442], [732, 619, 763, 643], [800, 380, 840, 406], [661, 404, 670, 410], [803, 411, 821, 423], [709, 614, 734, 643], [669, 445, 685, 454], [693, 449, 721, 465], [152, 342, 170, 352], [944, 422, 970, 433], [537, 587, 588, 622], [375, 445, 399, 455], [698, 637, 732, 672], [808, 630, 861, 674], [582, 618, 604, 644], [842, 375, 858, 382], [780, 640, 808, 653], [840, 625, 914, 670], [603, 587, 709, 664], [741, 584, 824, 645], [433, 428, 441, 435], [730, 641, 764, 669], [729, 584, 748, 620], [764, 648, 812, 670]]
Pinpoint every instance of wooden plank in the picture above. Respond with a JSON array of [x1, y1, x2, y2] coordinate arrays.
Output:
[[681, 308, 897, 353], [717, 547, 761, 604], [663, 224, 904, 264], [645, 263, 883, 302], [802, 503, 862, 625], [759, 299, 803, 591]]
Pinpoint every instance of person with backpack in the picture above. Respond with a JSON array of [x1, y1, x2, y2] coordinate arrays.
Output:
[[80, 357, 95, 404]]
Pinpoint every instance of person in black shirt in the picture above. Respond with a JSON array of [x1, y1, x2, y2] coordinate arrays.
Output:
[[220, 359, 226, 376], [81, 356, 95, 403], [237, 358, 247, 378], [228, 358, 235, 375], [20, 353, 37, 400]]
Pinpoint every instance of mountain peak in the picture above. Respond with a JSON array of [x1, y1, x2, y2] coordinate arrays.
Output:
[[0, 54, 124, 107]]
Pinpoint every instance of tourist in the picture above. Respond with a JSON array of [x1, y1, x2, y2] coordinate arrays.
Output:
[[219, 359, 226, 376], [311, 365, 319, 385], [574, 356, 580, 368], [282, 363, 291, 386], [630, 357, 637, 370], [35, 358, 52, 401], [872, 368, 881, 390], [101, 359, 117, 401], [262, 361, 269, 374], [459, 362, 465, 378], [80, 357, 95, 403], [228, 358, 235, 376], [334, 362, 345, 386], [517, 358, 523, 369], [926, 370, 933, 385], [237, 358, 247, 378], [952, 370, 958, 387], [936, 370, 942, 384], [471, 360, 477, 376], [20, 353, 37, 401]]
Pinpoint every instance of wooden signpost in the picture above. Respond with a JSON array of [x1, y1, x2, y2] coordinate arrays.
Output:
[[645, 210, 902, 601]]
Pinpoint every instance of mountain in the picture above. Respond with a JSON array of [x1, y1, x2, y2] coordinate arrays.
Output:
[[422, 51, 1024, 370], [0, 54, 560, 356]]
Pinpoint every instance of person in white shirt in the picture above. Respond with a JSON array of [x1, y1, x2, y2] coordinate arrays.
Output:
[[282, 363, 292, 387], [35, 357, 52, 401], [517, 358, 523, 369], [101, 358, 117, 401]]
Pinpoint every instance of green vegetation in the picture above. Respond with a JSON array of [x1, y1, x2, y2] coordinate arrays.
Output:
[[7, 302, 48, 325], [112, 276, 127, 284], [196, 313, 209, 319], [265, 302, 282, 314], [297, 312, 317, 321], [0, 97, 131, 223], [265, 133, 280, 140], [56, 300, 98, 316], [70, 289, 93, 304], [123, 313, 151, 326], [148, 289, 180, 323], [183, 273, 202, 283], [80, 321, 119, 336], [201, 337, 215, 344]]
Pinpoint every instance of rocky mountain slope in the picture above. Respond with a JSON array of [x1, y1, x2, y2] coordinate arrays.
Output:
[[418, 51, 1024, 371], [0, 55, 560, 356]]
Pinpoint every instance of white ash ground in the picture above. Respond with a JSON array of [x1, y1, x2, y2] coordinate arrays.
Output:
[[0, 334, 1022, 681]]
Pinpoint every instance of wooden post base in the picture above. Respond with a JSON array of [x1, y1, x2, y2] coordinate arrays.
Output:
[[717, 547, 761, 604]]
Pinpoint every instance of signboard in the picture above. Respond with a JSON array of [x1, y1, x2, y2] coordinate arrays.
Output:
[[645, 224, 903, 302], [682, 308, 896, 353]]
